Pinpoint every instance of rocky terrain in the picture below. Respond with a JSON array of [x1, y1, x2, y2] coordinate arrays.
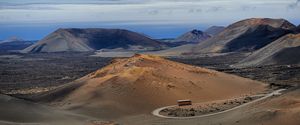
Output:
[[0, 52, 112, 94], [170, 54, 300, 87]]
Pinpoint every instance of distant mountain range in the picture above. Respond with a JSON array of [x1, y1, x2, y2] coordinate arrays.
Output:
[[153, 18, 296, 56], [23, 28, 166, 53], [0, 36, 23, 44], [17, 18, 300, 67], [0, 37, 36, 52]]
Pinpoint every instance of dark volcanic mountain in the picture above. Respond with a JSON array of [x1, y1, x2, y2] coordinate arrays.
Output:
[[204, 26, 225, 36], [0, 37, 35, 52], [234, 33, 300, 67], [0, 36, 23, 44], [294, 25, 300, 33], [190, 18, 296, 54], [23, 28, 165, 53], [172, 29, 211, 43]]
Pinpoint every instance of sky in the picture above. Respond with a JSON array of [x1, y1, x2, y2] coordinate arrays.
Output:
[[0, 0, 300, 40]]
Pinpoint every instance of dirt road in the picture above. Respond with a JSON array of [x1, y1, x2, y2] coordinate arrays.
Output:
[[152, 89, 286, 119]]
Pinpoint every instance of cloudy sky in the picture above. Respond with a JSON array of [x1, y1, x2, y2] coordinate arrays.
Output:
[[0, 0, 299, 40]]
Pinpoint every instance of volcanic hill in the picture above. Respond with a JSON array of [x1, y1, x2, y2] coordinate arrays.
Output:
[[173, 29, 211, 43], [0, 37, 35, 52], [23, 28, 165, 53], [38, 54, 266, 119]]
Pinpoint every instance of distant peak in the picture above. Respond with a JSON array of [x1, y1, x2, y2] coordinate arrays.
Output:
[[55, 28, 128, 32], [6, 36, 23, 41], [1, 36, 23, 43], [191, 29, 204, 35], [229, 18, 295, 29], [54, 28, 69, 33], [56, 28, 67, 31], [207, 26, 225, 29], [243, 18, 285, 22]]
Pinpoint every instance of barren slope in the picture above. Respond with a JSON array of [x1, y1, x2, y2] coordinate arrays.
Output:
[[38, 54, 266, 119], [250, 89, 300, 125], [235, 33, 300, 67], [0, 94, 92, 125]]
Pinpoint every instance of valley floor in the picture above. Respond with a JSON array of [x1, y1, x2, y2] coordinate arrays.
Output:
[[0, 52, 299, 125]]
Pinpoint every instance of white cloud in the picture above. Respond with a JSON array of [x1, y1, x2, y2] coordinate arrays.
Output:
[[0, 0, 299, 26]]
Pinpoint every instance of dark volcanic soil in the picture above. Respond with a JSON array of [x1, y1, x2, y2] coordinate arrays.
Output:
[[221, 65, 300, 87], [169, 53, 300, 87], [0, 52, 112, 94], [168, 52, 247, 69], [0, 52, 298, 95]]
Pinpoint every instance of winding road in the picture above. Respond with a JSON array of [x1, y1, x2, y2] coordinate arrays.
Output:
[[152, 89, 286, 119]]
